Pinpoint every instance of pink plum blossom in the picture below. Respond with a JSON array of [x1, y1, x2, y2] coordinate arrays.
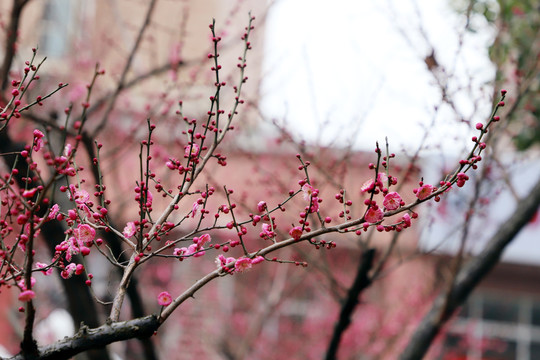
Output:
[[302, 184, 317, 201], [416, 184, 434, 201], [251, 256, 264, 265], [18, 290, 35, 302], [35, 262, 53, 276], [186, 243, 205, 257], [166, 159, 177, 170], [47, 204, 60, 220], [235, 257, 253, 272], [260, 223, 275, 239], [68, 209, 77, 220], [22, 188, 38, 198], [64, 143, 73, 157], [215, 254, 235, 269], [185, 143, 200, 159], [257, 201, 267, 212], [173, 247, 187, 257], [197, 234, 211, 247], [377, 173, 388, 187], [73, 189, 89, 204], [123, 222, 137, 238], [75, 224, 96, 246], [157, 291, 172, 306], [365, 207, 384, 224], [61, 263, 77, 279], [191, 199, 202, 218], [361, 179, 374, 193], [402, 213, 411, 227], [32, 129, 44, 152], [383, 192, 402, 211], [289, 226, 303, 240], [361, 173, 389, 193], [18, 277, 36, 290]]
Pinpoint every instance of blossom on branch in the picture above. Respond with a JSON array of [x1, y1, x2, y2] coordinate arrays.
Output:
[[18, 290, 35, 302], [257, 201, 267, 212], [74, 224, 96, 246], [235, 257, 253, 272], [157, 291, 172, 306], [383, 192, 402, 211], [365, 207, 384, 224], [32, 129, 44, 152], [289, 226, 303, 240], [302, 184, 317, 200], [416, 184, 434, 201], [123, 222, 137, 238], [73, 189, 90, 205]]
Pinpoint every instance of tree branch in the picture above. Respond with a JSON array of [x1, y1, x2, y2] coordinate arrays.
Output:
[[9, 315, 159, 360], [400, 175, 540, 360], [1, 0, 30, 91], [325, 248, 375, 360]]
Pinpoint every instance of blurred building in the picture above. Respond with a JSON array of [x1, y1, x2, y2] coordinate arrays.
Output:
[[420, 155, 540, 359]]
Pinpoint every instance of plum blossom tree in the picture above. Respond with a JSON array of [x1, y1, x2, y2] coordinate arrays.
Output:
[[0, 1, 537, 360]]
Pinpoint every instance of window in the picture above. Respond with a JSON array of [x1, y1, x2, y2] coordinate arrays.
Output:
[[39, 0, 73, 57], [441, 292, 540, 359], [38, 1, 93, 58]]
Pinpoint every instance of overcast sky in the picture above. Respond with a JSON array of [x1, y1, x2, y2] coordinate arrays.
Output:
[[261, 0, 496, 153]]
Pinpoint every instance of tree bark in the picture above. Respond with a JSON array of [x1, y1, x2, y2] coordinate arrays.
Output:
[[400, 175, 540, 359], [9, 316, 160, 360], [1, 0, 30, 91], [325, 248, 375, 360]]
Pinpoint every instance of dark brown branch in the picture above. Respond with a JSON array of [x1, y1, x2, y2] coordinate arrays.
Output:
[[9, 315, 160, 360], [325, 248, 375, 360], [400, 175, 540, 360], [1, 0, 30, 91], [20, 216, 38, 358]]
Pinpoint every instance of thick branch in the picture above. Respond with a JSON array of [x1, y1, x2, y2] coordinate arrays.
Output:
[[9, 315, 160, 360], [325, 248, 375, 360], [1, 0, 30, 91], [400, 175, 540, 360]]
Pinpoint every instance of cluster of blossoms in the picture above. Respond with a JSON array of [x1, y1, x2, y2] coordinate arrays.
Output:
[[260, 222, 277, 240], [215, 254, 264, 274], [53, 220, 101, 283], [352, 152, 420, 234], [301, 183, 320, 213], [1, 130, 107, 301], [173, 233, 212, 259]]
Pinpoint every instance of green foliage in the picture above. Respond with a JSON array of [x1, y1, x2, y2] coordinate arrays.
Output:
[[453, 0, 540, 149]]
